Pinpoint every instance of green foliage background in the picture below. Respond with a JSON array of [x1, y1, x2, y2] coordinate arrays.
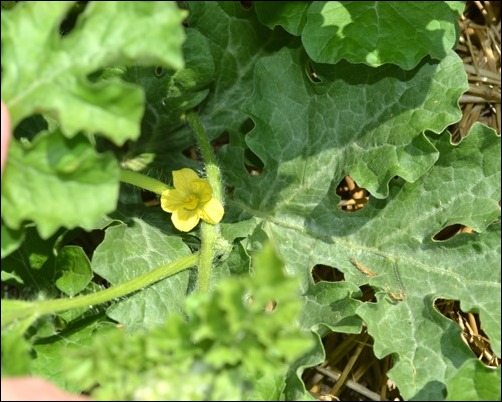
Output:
[[1, 1, 500, 401]]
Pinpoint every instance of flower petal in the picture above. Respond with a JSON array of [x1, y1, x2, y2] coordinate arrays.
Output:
[[199, 197, 224, 225], [172, 168, 200, 196], [171, 208, 200, 232], [190, 179, 213, 203], [160, 189, 185, 213]]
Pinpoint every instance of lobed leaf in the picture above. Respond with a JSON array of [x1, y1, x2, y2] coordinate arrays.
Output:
[[221, 43, 499, 399], [1, 130, 119, 239], [255, 1, 310, 35], [223, 46, 467, 210], [1, 1, 186, 144], [180, 1, 294, 140], [302, 1, 464, 69]]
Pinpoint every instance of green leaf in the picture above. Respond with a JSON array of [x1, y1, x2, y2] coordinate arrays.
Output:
[[115, 1, 298, 183], [301, 281, 363, 335], [55, 246, 93, 296], [1, 1, 186, 144], [1, 220, 24, 258], [1, 227, 62, 297], [446, 1, 469, 18], [302, 1, 464, 69], [223, 42, 499, 399], [1, 130, 119, 239], [284, 333, 326, 401], [118, 1, 295, 180], [228, 46, 466, 204], [255, 1, 310, 35], [31, 312, 114, 393], [354, 125, 501, 400], [182, 1, 293, 140], [120, 27, 215, 174], [445, 359, 501, 401], [1, 300, 37, 330], [91, 217, 192, 331], [1, 325, 33, 375]]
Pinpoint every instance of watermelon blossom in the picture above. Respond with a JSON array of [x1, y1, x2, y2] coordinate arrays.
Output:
[[161, 168, 224, 232]]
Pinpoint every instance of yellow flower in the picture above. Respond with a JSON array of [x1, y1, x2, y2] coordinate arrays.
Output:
[[161, 168, 224, 232]]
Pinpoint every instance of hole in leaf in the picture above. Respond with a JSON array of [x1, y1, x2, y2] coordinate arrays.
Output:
[[355, 284, 377, 303], [182, 146, 201, 161], [244, 148, 264, 176], [141, 189, 159, 207], [225, 185, 235, 196], [59, 1, 88, 36], [311, 265, 344, 283], [433, 224, 475, 241], [240, 1, 253, 10], [302, 331, 401, 400], [336, 176, 370, 212], [154, 66, 165, 77], [240, 117, 256, 135], [212, 131, 230, 152], [245, 166, 262, 176], [463, 0, 492, 25], [182, 132, 230, 161], [179, 4, 190, 28], [305, 60, 322, 83], [61, 228, 106, 261], [14, 114, 48, 141], [435, 299, 500, 367]]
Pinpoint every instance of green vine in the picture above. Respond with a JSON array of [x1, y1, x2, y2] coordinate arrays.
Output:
[[186, 110, 225, 293], [2, 253, 199, 329]]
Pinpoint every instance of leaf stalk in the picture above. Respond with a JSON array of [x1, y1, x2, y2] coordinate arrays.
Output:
[[2, 253, 199, 329], [119, 168, 170, 195]]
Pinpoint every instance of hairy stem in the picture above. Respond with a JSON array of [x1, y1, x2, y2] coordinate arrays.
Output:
[[186, 110, 224, 293], [197, 222, 217, 292], [2, 253, 199, 328], [186, 111, 224, 201]]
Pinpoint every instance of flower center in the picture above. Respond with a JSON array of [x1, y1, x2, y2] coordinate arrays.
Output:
[[183, 194, 199, 210]]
